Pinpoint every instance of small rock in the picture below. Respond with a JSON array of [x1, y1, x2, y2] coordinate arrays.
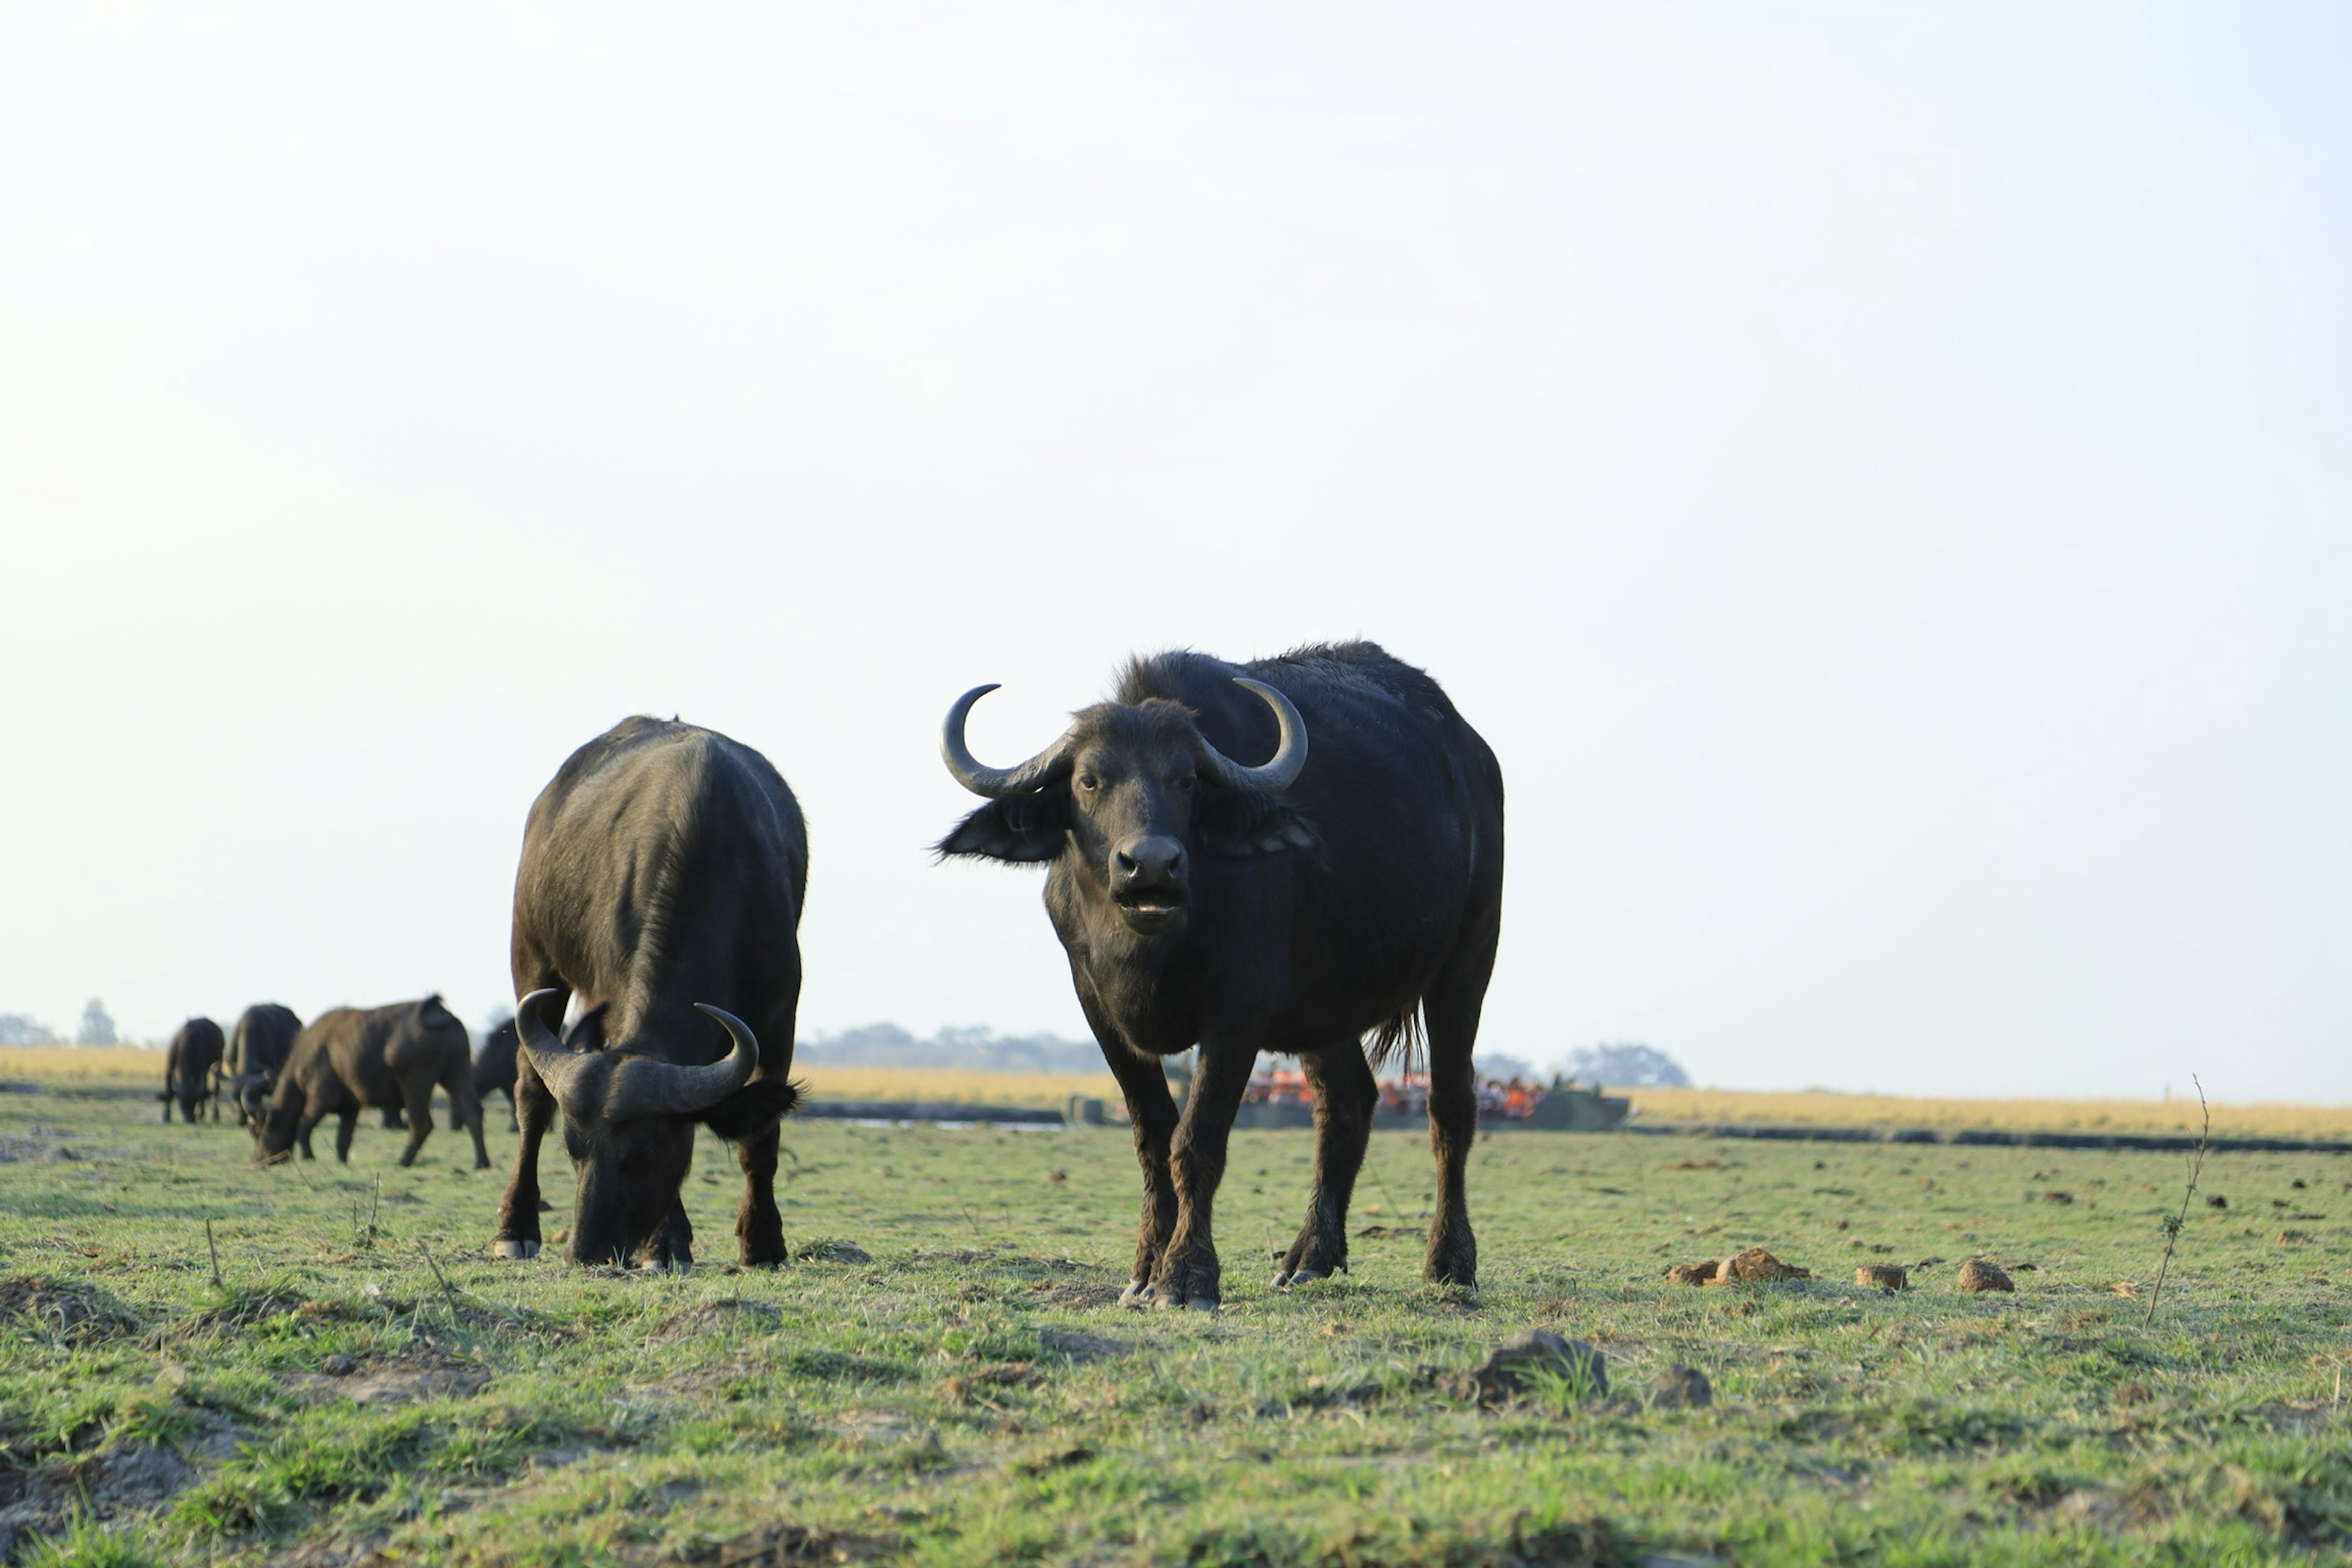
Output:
[[2206, 1194, 2228, 1209], [1662, 1262, 1717, 1287], [322, 1353, 359, 1376], [1469, 1329, 1608, 1406], [1721, 1246, 1809, 1283], [1855, 1264, 1907, 1291], [1646, 1363, 1712, 1409], [1956, 1258, 2014, 1293]]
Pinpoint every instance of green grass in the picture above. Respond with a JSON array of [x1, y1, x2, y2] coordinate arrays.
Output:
[[2, 1098, 2349, 1565]]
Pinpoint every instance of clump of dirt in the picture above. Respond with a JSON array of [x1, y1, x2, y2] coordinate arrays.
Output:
[[941, 1363, 1044, 1403], [0, 1274, 137, 1343], [801, 1240, 873, 1264], [1037, 1327, 1135, 1362], [1662, 1262, 1717, 1287], [1646, 1363, 1713, 1409], [1957, 1258, 2015, 1293], [1721, 1247, 1811, 1283], [657, 1298, 783, 1338], [1469, 1329, 1608, 1407], [1856, 1264, 1909, 1291], [162, 1286, 311, 1341], [2277, 1229, 2314, 1246]]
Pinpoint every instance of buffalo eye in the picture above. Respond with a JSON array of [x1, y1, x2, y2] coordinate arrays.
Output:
[[1077, 774, 1099, 793], [1176, 773, 1197, 793]]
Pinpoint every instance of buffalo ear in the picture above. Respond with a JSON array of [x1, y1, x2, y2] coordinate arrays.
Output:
[[935, 794, 1069, 863], [1196, 789, 1321, 858], [699, 1078, 801, 1142]]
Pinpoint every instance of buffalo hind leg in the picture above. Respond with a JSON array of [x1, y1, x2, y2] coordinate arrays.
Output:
[[445, 1066, 491, 1170], [733, 1123, 786, 1268], [333, 1109, 360, 1164], [1274, 1042, 1378, 1287], [1146, 1039, 1254, 1311], [1422, 918, 1499, 1289], [395, 1079, 435, 1167]]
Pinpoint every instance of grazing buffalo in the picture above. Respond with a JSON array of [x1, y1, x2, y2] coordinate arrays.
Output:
[[160, 1018, 226, 1123], [224, 1003, 303, 1126], [475, 1017, 520, 1132], [252, 997, 489, 1169], [491, 717, 805, 1271], [937, 642, 1504, 1308]]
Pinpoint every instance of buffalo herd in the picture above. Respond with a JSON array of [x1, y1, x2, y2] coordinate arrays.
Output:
[[158, 641, 1507, 1302]]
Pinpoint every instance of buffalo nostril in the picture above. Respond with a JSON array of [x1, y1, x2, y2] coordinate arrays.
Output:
[[1115, 853, 1138, 874]]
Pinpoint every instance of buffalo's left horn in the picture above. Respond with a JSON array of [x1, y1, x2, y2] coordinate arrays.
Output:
[[1194, 677, 1310, 793], [940, 684, 1073, 798], [513, 989, 595, 1102], [605, 1004, 761, 1120]]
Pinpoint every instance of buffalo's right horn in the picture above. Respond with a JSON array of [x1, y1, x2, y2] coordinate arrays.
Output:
[[604, 1004, 761, 1120], [514, 989, 595, 1102], [1194, 677, 1310, 793], [940, 684, 1074, 798]]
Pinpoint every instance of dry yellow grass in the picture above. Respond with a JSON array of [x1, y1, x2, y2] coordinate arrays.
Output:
[[1621, 1085, 2352, 1140], [0, 1044, 165, 1087], [790, 1064, 1121, 1109]]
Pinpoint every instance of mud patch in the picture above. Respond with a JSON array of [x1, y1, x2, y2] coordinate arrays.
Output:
[[0, 1274, 137, 1343], [1027, 1280, 1123, 1310], [0, 1440, 197, 1561], [1038, 1327, 1136, 1362], [679, 1521, 900, 1565], [283, 1346, 489, 1408]]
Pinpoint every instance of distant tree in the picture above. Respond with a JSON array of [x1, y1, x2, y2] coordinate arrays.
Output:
[[76, 998, 118, 1047], [1474, 1052, 1537, 1082], [794, 1022, 1101, 1074], [1561, 1042, 1688, 1088], [0, 1012, 57, 1046]]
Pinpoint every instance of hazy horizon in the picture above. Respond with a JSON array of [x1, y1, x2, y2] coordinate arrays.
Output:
[[4, 4, 2346, 1100]]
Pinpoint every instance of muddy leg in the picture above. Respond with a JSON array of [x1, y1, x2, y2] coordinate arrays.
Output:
[[1145, 1039, 1254, 1311], [733, 1122, 786, 1267], [1274, 1044, 1377, 1287]]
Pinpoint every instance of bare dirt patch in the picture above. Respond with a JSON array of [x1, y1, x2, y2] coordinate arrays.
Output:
[[0, 1439, 196, 1560], [1038, 1327, 1136, 1362], [658, 1298, 783, 1338]]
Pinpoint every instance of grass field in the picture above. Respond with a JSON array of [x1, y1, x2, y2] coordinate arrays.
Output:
[[2, 1094, 2349, 1566]]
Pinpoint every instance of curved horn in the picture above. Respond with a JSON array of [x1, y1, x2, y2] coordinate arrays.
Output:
[[605, 1003, 761, 1120], [514, 989, 595, 1102], [940, 684, 1072, 798], [1196, 677, 1310, 793]]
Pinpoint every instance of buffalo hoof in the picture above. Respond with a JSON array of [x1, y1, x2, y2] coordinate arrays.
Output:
[[491, 1239, 540, 1261], [1269, 1265, 1330, 1289], [1153, 1293, 1218, 1312], [1118, 1278, 1150, 1310]]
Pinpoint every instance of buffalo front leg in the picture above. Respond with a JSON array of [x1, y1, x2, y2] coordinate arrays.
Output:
[[1273, 1044, 1378, 1287], [644, 1196, 694, 1273], [1088, 1014, 1180, 1306], [491, 1056, 555, 1259], [1145, 1041, 1253, 1311], [733, 1123, 786, 1267]]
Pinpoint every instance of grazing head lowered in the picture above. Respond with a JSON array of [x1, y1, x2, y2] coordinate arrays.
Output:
[[936, 676, 1311, 941], [511, 992, 793, 1267]]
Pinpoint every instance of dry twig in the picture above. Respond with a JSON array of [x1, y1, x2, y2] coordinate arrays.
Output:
[[2144, 1075, 2209, 1327]]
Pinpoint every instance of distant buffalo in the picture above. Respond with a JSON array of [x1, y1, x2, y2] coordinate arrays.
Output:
[[475, 1017, 519, 1132], [492, 716, 804, 1270], [937, 642, 1504, 1308], [252, 996, 489, 1169], [160, 1018, 225, 1123], [224, 1003, 303, 1126]]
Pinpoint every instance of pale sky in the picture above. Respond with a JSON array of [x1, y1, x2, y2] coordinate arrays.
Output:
[[2, 4, 2345, 1098]]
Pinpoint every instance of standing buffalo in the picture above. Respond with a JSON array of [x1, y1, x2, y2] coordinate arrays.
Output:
[[491, 717, 804, 1271], [224, 1003, 303, 1126], [160, 1018, 225, 1123], [252, 997, 489, 1169], [474, 1016, 520, 1133], [937, 642, 1504, 1309]]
